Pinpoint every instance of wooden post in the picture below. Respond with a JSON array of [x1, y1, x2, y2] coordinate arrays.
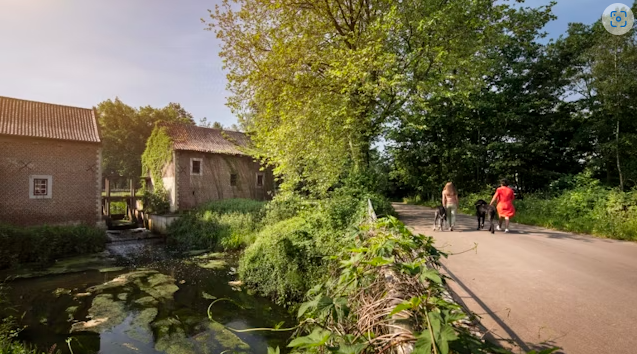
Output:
[[105, 178, 111, 217], [128, 179, 135, 221]]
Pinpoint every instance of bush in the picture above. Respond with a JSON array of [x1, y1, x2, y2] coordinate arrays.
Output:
[[141, 189, 170, 215], [238, 189, 394, 305], [166, 199, 266, 250], [0, 224, 107, 270], [238, 217, 325, 306], [263, 193, 310, 224]]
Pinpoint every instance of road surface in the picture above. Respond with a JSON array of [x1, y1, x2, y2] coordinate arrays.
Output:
[[392, 203, 637, 354]]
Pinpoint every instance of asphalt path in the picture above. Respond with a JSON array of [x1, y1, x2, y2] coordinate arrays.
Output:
[[392, 203, 637, 354]]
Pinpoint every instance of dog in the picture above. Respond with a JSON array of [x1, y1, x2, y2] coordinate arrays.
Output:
[[475, 199, 496, 233], [433, 206, 447, 231]]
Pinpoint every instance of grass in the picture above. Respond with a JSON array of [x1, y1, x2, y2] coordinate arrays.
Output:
[[0, 224, 107, 270], [166, 199, 267, 251]]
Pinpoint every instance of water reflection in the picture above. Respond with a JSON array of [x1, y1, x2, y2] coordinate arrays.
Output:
[[4, 240, 293, 354]]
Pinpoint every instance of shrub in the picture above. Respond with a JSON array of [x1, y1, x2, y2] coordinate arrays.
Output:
[[0, 224, 107, 270], [238, 217, 325, 306], [238, 190, 393, 305], [141, 189, 170, 215], [263, 193, 310, 225], [166, 199, 266, 250]]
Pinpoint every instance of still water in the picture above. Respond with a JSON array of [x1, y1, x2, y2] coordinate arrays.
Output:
[[2, 240, 293, 354]]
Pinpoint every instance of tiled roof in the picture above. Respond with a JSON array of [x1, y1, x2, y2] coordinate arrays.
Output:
[[162, 123, 250, 155], [0, 96, 100, 143]]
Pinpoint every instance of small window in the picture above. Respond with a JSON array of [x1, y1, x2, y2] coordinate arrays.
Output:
[[230, 173, 238, 186], [34, 179, 48, 195], [256, 173, 264, 187], [29, 175, 52, 199], [191, 158, 202, 175]]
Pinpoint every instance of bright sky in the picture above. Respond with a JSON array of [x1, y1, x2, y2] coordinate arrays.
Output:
[[0, 0, 618, 127]]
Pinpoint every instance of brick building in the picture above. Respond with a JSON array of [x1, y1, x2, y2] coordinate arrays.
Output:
[[146, 124, 274, 212], [0, 96, 103, 227]]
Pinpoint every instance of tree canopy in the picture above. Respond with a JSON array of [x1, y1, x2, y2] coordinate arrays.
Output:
[[206, 0, 557, 196], [96, 98, 195, 180], [207, 0, 637, 197]]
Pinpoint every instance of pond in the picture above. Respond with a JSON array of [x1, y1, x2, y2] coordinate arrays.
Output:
[[1, 240, 294, 354]]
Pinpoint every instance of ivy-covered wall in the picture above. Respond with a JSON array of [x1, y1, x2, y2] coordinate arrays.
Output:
[[141, 126, 173, 190], [175, 151, 274, 210]]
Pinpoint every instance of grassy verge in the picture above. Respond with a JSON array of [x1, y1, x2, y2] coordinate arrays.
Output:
[[405, 185, 637, 241], [0, 224, 107, 270]]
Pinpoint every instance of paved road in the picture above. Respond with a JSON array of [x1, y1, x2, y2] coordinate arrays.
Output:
[[392, 203, 637, 354]]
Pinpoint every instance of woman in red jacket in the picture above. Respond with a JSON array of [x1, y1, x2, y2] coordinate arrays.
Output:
[[490, 179, 516, 233]]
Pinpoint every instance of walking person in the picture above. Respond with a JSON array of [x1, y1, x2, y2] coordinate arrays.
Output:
[[442, 182, 459, 231], [490, 178, 516, 233]]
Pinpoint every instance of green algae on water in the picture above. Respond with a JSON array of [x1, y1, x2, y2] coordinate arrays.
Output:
[[53, 288, 71, 297], [124, 307, 158, 344], [134, 296, 158, 307], [71, 294, 126, 333], [197, 259, 227, 270]]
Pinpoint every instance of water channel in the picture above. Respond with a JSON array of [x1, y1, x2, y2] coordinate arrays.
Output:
[[2, 237, 294, 354]]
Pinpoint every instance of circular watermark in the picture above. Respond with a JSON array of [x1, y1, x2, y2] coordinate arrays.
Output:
[[603, 3, 634, 35]]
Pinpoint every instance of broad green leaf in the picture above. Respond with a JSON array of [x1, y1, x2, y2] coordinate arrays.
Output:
[[420, 269, 442, 284]]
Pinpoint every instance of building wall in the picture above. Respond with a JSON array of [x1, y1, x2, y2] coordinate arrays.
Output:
[[0, 135, 102, 226], [173, 150, 274, 210]]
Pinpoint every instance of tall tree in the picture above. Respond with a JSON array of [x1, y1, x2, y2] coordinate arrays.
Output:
[[387, 3, 578, 195], [206, 0, 527, 196], [559, 3, 637, 190], [96, 98, 195, 179]]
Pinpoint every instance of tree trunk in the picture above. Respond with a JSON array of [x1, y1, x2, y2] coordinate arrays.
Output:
[[616, 119, 624, 191]]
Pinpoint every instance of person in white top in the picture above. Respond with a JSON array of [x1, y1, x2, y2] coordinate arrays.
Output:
[[442, 182, 459, 231]]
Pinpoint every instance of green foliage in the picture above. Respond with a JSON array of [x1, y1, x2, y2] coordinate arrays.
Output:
[[96, 98, 195, 179], [166, 199, 266, 250], [0, 333, 50, 354], [239, 217, 324, 306], [141, 189, 171, 215], [238, 190, 395, 305], [0, 224, 107, 270], [283, 216, 559, 354], [388, 3, 637, 198], [141, 126, 173, 190], [109, 200, 127, 215], [206, 0, 527, 196]]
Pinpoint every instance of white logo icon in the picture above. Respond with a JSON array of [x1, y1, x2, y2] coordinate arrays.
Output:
[[603, 3, 634, 35]]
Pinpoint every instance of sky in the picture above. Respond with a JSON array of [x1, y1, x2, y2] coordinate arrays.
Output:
[[0, 0, 618, 127]]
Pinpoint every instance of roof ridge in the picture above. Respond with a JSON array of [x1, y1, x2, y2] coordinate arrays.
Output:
[[159, 122, 246, 135], [0, 95, 93, 111]]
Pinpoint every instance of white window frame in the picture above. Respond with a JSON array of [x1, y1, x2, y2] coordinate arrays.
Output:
[[29, 175, 52, 199], [190, 158, 203, 176], [256, 173, 265, 188]]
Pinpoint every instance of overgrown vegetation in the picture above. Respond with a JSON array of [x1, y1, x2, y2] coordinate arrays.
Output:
[[0, 284, 57, 354], [141, 189, 171, 215], [141, 126, 174, 190], [0, 224, 107, 270], [167, 199, 267, 250], [210, 216, 558, 354]]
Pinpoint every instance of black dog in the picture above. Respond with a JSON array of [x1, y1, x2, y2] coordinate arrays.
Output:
[[433, 206, 447, 231], [475, 200, 496, 233]]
